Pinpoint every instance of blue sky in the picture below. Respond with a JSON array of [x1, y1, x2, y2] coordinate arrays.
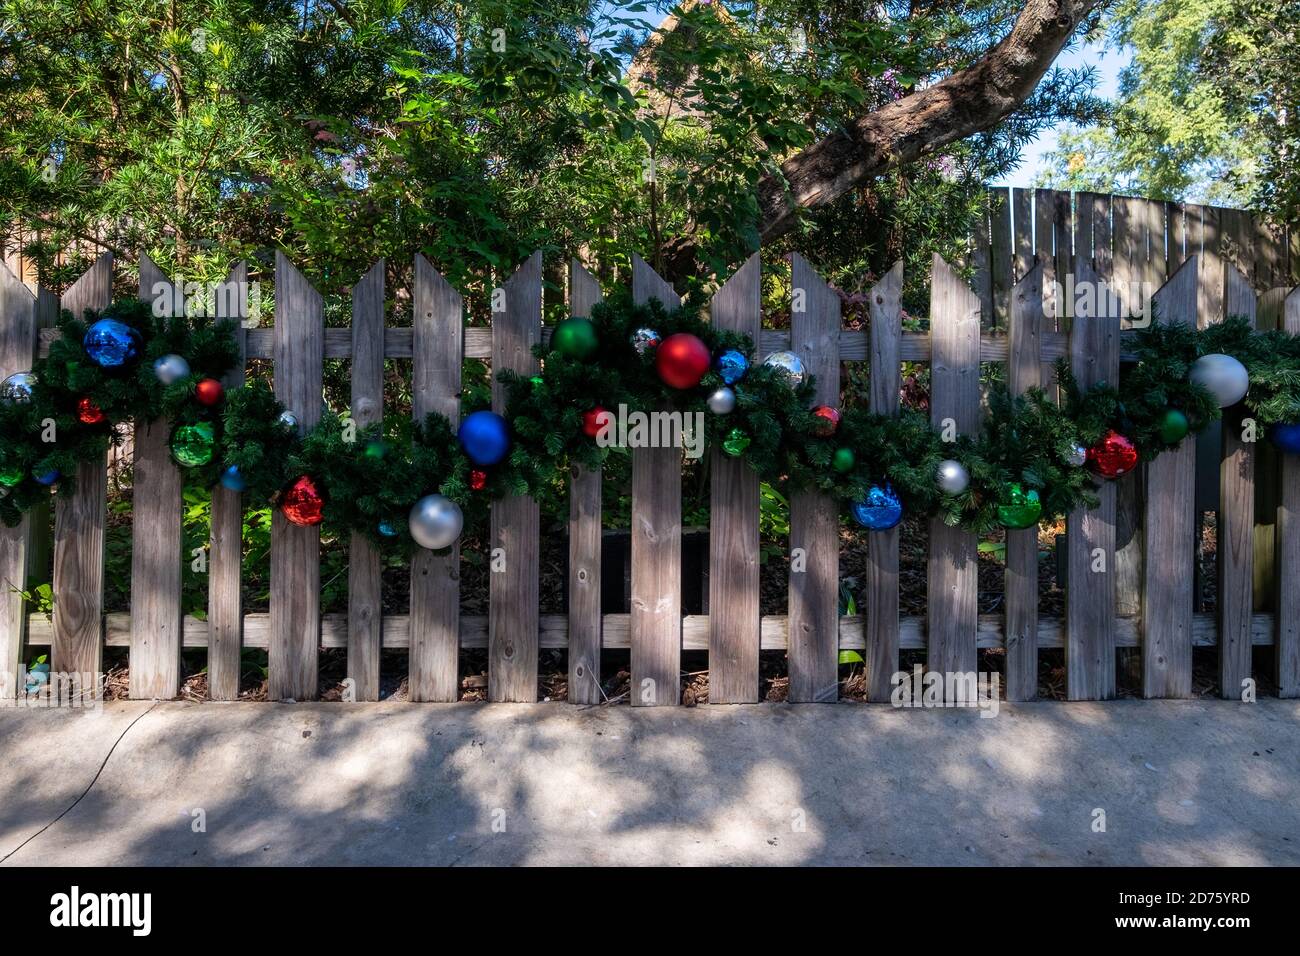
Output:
[[988, 39, 1129, 188]]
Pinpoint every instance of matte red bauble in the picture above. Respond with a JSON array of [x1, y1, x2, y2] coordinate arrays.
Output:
[[811, 404, 841, 437], [1086, 429, 1138, 479], [470, 469, 487, 491], [655, 333, 711, 390], [76, 397, 105, 425], [195, 377, 224, 406], [280, 475, 325, 526], [582, 406, 609, 438]]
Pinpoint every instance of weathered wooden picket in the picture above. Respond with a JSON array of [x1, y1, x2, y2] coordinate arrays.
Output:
[[2, 187, 1300, 706]]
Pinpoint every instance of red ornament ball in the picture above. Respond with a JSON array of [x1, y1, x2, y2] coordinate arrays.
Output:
[[280, 475, 325, 526], [811, 405, 841, 437], [655, 333, 711, 390], [77, 397, 105, 425], [1086, 429, 1138, 479], [195, 377, 224, 406], [582, 406, 610, 438], [470, 469, 487, 491]]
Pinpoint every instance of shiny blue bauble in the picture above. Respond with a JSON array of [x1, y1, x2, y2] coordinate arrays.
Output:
[[716, 349, 749, 385], [219, 465, 247, 492], [1272, 423, 1300, 454], [377, 521, 397, 538], [83, 319, 142, 369], [34, 469, 60, 486], [458, 410, 511, 467], [851, 483, 903, 531]]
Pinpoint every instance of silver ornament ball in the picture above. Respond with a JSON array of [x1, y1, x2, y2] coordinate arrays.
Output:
[[277, 410, 300, 432], [1189, 353, 1249, 408], [409, 494, 464, 550], [631, 327, 661, 356], [153, 353, 191, 386], [936, 458, 970, 495], [0, 371, 36, 404], [1065, 442, 1088, 467], [707, 386, 737, 415], [761, 350, 806, 388]]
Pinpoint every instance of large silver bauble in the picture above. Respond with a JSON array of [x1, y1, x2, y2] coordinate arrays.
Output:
[[1189, 353, 1249, 408], [936, 458, 970, 495], [0, 371, 36, 404], [409, 494, 463, 550], [277, 410, 299, 432], [707, 386, 737, 415], [1065, 442, 1088, 467], [761, 350, 806, 388], [631, 327, 661, 356], [152, 353, 191, 386]]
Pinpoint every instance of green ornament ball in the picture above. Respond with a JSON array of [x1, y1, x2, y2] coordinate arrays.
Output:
[[551, 317, 599, 361], [1158, 408, 1190, 444], [529, 375, 544, 388], [0, 464, 23, 487], [832, 448, 855, 473], [363, 440, 388, 460], [722, 427, 751, 457], [997, 484, 1042, 530], [170, 422, 215, 468]]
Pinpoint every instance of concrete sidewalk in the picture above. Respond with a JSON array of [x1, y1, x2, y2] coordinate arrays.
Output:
[[0, 698, 1297, 865]]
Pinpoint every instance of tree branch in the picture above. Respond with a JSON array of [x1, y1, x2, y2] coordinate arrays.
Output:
[[663, 0, 1100, 280]]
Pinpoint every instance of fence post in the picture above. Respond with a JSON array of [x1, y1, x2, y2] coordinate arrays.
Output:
[[1278, 285, 1300, 697], [348, 260, 385, 701], [489, 252, 541, 702], [269, 253, 323, 701], [1065, 255, 1118, 699], [129, 255, 184, 699], [630, 254, 682, 706], [927, 255, 980, 696], [52, 253, 112, 701], [709, 253, 761, 703], [410, 254, 463, 702], [865, 262, 903, 701], [1005, 260, 1044, 701], [1141, 256, 1199, 697], [568, 260, 604, 704], [1218, 266, 1256, 699], [0, 262, 37, 700], [207, 262, 248, 700], [787, 253, 841, 702]]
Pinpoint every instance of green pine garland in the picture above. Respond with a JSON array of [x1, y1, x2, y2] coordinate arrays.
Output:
[[3, 295, 1298, 544]]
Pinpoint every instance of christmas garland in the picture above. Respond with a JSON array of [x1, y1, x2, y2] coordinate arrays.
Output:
[[2, 293, 1297, 547]]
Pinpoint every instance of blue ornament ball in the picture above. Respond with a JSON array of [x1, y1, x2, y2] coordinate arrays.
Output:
[[458, 410, 511, 466], [377, 521, 397, 538], [83, 319, 142, 369], [851, 483, 903, 531], [716, 349, 749, 385], [219, 465, 247, 492], [34, 469, 60, 486], [1272, 423, 1300, 454]]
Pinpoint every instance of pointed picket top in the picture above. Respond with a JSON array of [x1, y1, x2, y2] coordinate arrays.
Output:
[[62, 252, 113, 319], [569, 258, 602, 318], [1151, 253, 1198, 329], [274, 252, 324, 434], [711, 252, 759, 330], [631, 253, 680, 308], [138, 252, 174, 307], [873, 259, 904, 305], [414, 252, 460, 300], [1225, 264, 1257, 322], [506, 250, 544, 288], [0, 257, 36, 304]]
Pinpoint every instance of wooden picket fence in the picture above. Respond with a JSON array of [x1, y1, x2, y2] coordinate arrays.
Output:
[[2, 194, 1300, 706]]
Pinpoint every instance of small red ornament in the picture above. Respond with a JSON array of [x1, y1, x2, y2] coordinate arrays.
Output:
[[195, 377, 224, 406], [280, 475, 325, 526], [77, 397, 105, 425], [1086, 429, 1138, 479], [811, 404, 840, 437], [582, 406, 610, 438], [655, 333, 711, 390], [470, 469, 487, 491]]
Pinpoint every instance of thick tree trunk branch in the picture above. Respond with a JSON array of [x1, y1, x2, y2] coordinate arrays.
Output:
[[664, 0, 1099, 280]]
